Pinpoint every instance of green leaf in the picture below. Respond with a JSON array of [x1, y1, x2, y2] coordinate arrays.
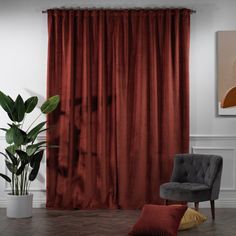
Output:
[[26, 141, 46, 156], [41, 95, 60, 114], [5, 149, 17, 166], [36, 127, 49, 136], [5, 160, 16, 174], [12, 125, 25, 146], [30, 150, 44, 167], [7, 97, 15, 122], [0, 91, 14, 116], [7, 123, 20, 128], [17, 128, 30, 145], [7, 96, 14, 104], [6, 145, 17, 155], [22, 137, 32, 145], [28, 122, 46, 142], [0, 173, 11, 183], [0, 128, 7, 132], [25, 96, 38, 113], [0, 151, 8, 159], [29, 150, 44, 181], [16, 162, 27, 176], [6, 127, 14, 144], [12, 95, 25, 122], [27, 127, 50, 144], [15, 150, 29, 162]]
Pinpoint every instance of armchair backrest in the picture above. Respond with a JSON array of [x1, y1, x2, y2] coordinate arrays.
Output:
[[171, 154, 223, 188]]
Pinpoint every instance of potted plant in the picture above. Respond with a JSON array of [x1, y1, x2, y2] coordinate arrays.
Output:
[[0, 91, 60, 218]]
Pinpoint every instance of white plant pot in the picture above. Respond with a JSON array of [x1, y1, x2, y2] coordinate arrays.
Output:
[[7, 193, 33, 218]]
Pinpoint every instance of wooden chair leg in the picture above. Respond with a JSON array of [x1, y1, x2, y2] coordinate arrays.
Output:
[[210, 200, 215, 220], [164, 199, 168, 205], [194, 202, 199, 211]]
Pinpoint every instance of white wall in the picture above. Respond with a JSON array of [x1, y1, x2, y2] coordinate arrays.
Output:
[[1, 0, 236, 207]]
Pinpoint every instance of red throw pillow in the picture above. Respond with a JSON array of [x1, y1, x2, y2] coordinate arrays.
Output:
[[129, 204, 188, 236]]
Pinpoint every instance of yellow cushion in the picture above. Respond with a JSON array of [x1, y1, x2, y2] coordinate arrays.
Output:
[[178, 207, 207, 231]]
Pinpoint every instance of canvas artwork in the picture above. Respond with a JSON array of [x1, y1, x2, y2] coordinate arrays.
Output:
[[218, 31, 236, 115]]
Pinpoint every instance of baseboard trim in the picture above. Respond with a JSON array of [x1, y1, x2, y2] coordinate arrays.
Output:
[[188, 199, 236, 208]]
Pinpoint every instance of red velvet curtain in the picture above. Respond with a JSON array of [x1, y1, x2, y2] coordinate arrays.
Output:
[[46, 9, 190, 209]]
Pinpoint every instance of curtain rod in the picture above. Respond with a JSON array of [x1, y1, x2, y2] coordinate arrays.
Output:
[[42, 8, 196, 14]]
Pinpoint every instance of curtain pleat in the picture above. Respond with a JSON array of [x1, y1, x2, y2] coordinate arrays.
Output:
[[46, 9, 190, 209]]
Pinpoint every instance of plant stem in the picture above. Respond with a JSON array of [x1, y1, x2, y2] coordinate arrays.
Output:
[[23, 164, 28, 195], [24, 174, 27, 195], [12, 172, 14, 195], [26, 113, 42, 132], [15, 175, 17, 195], [27, 181, 31, 195], [20, 171, 24, 195], [16, 175, 19, 195], [20, 116, 26, 130]]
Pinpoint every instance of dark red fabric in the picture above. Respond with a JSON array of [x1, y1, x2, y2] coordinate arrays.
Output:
[[46, 9, 190, 209], [129, 204, 188, 236]]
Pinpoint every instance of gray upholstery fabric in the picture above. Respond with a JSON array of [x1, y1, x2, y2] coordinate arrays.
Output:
[[160, 154, 223, 202], [160, 182, 211, 202]]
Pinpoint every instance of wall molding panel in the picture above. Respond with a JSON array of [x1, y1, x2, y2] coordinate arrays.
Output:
[[190, 135, 236, 208], [190, 134, 236, 140], [0, 135, 236, 208]]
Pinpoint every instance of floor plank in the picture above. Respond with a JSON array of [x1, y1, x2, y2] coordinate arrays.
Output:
[[0, 208, 234, 235]]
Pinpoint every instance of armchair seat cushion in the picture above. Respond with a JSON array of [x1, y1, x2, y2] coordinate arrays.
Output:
[[160, 182, 211, 202]]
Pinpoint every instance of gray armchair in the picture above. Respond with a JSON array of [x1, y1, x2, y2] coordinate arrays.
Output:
[[160, 154, 223, 219]]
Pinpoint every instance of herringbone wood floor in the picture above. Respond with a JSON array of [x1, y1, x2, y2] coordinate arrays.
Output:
[[0, 208, 234, 236]]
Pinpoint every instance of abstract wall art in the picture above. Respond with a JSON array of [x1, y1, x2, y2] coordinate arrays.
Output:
[[218, 31, 236, 115]]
